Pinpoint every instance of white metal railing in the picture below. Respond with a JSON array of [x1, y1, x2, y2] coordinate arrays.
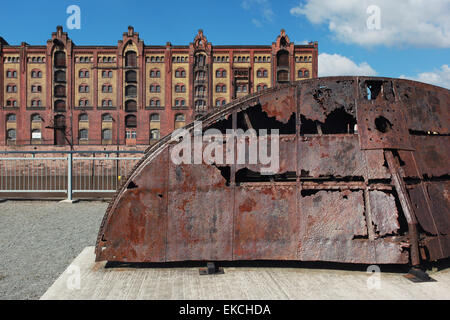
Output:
[[0, 151, 143, 200]]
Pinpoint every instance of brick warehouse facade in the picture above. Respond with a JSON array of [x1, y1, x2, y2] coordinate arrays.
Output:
[[0, 26, 318, 147]]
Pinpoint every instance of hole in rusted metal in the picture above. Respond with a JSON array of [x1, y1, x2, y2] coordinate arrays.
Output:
[[127, 181, 138, 189], [366, 80, 383, 100], [375, 116, 393, 133], [237, 105, 296, 135]]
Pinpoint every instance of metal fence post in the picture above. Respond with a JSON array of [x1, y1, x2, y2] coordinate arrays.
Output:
[[61, 153, 76, 203]]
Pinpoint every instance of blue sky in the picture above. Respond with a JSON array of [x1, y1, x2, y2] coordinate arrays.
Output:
[[1, 0, 449, 88]]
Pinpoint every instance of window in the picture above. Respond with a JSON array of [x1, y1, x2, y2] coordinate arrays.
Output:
[[54, 100, 66, 112], [216, 99, 226, 107], [125, 85, 137, 97], [31, 129, 42, 140], [150, 69, 161, 78], [79, 84, 90, 93], [196, 71, 206, 81], [55, 70, 66, 82], [79, 129, 88, 140], [31, 85, 42, 93], [150, 114, 160, 122], [31, 70, 42, 78], [32, 114, 42, 122], [7, 129, 16, 141], [102, 99, 113, 107], [125, 100, 137, 112], [175, 98, 186, 107], [277, 50, 289, 67], [216, 69, 226, 78], [125, 115, 137, 128], [175, 68, 186, 78], [79, 114, 88, 122], [6, 70, 17, 78], [257, 69, 268, 78], [6, 99, 18, 107], [257, 84, 268, 92], [150, 84, 161, 93], [102, 129, 112, 140], [150, 98, 161, 107], [150, 129, 160, 141], [78, 99, 90, 107], [54, 51, 66, 68], [7, 85, 17, 93], [31, 99, 42, 107], [102, 85, 113, 93], [102, 114, 113, 122], [79, 69, 90, 78], [304, 70, 310, 77], [175, 84, 186, 93], [125, 51, 137, 68], [55, 85, 66, 97], [126, 70, 137, 83], [7, 114, 16, 122], [102, 70, 113, 78], [277, 70, 289, 82], [215, 84, 227, 93]]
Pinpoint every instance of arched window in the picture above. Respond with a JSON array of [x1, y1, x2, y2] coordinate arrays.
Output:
[[125, 100, 137, 112], [150, 98, 161, 107], [126, 70, 137, 83], [257, 84, 268, 92], [79, 129, 88, 140], [175, 113, 186, 128], [277, 50, 289, 67], [216, 69, 226, 78], [6, 99, 18, 107], [175, 84, 186, 93], [175, 68, 186, 78], [215, 84, 227, 93], [215, 99, 226, 107], [54, 85, 66, 97], [54, 70, 66, 82], [78, 99, 90, 107], [150, 114, 160, 122], [31, 99, 42, 107], [150, 84, 161, 93], [79, 114, 88, 122], [150, 129, 160, 141], [196, 71, 206, 81], [102, 99, 113, 107], [54, 51, 66, 68], [102, 114, 113, 122], [125, 115, 137, 128], [195, 86, 206, 96], [79, 69, 90, 78], [79, 84, 90, 93], [54, 100, 66, 112], [31, 114, 42, 122], [125, 51, 137, 68], [277, 70, 289, 82], [7, 129, 16, 141], [150, 69, 161, 78], [175, 98, 186, 107], [257, 69, 268, 78], [125, 85, 137, 97], [31, 69, 42, 78], [102, 129, 112, 140], [304, 70, 310, 77], [6, 114, 16, 122]]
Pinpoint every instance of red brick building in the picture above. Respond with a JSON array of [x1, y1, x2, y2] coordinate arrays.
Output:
[[0, 26, 318, 147]]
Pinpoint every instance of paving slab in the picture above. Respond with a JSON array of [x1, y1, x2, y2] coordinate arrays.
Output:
[[41, 247, 450, 300]]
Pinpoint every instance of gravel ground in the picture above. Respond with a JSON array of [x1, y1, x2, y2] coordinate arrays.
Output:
[[0, 201, 107, 300]]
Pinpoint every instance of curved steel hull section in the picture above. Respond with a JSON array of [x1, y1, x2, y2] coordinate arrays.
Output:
[[95, 77, 450, 265]]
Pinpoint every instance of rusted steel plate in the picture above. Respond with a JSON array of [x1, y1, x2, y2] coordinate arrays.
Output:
[[427, 181, 450, 235], [357, 101, 413, 150], [364, 149, 391, 180], [236, 135, 296, 174], [298, 135, 366, 179], [259, 86, 296, 123], [234, 185, 299, 260], [96, 149, 169, 263], [408, 186, 439, 236], [409, 136, 450, 178], [395, 80, 450, 134], [369, 190, 400, 236], [299, 78, 357, 123], [421, 235, 450, 261], [166, 160, 233, 262]]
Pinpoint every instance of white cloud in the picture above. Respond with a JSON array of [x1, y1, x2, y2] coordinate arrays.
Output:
[[319, 53, 377, 77], [400, 65, 450, 89], [243, 0, 275, 26], [290, 0, 450, 47]]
